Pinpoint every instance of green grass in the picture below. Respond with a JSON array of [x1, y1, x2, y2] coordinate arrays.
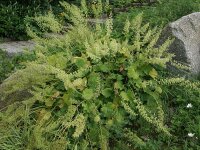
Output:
[[114, 0, 200, 29]]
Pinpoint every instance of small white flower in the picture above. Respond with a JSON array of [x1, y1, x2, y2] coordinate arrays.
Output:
[[186, 103, 193, 108], [188, 133, 195, 137]]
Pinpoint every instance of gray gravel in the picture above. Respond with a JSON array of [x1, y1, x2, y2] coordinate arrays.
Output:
[[0, 40, 35, 54]]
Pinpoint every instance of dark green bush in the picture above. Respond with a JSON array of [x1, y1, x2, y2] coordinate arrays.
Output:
[[0, 0, 59, 40], [0, 0, 84, 40], [0, 4, 21, 40], [0, 2, 44, 40]]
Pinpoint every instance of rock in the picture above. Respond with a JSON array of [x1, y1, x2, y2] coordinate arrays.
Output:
[[161, 12, 200, 75], [0, 40, 35, 55], [0, 33, 66, 55], [0, 90, 32, 109]]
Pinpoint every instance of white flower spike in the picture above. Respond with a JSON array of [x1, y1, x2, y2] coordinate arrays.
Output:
[[186, 103, 193, 108], [188, 133, 195, 137]]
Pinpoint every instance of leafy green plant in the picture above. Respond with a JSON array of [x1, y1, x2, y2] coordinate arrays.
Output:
[[0, 1, 200, 150], [25, 13, 62, 38], [0, 49, 36, 84]]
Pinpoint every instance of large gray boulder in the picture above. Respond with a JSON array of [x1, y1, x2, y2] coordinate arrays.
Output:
[[162, 12, 200, 75]]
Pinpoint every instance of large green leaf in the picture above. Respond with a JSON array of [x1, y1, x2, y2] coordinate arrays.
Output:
[[127, 66, 139, 79], [82, 88, 94, 100], [102, 88, 112, 98], [149, 68, 158, 79]]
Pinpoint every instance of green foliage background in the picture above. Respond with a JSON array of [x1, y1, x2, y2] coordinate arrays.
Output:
[[1, 0, 199, 40], [0, 1, 50, 40]]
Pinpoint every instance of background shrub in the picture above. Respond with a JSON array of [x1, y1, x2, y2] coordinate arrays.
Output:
[[0, 0, 61, 40], [2, 0, 198, 40]]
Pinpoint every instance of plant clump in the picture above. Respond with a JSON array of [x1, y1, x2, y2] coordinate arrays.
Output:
[[0, 1, 200, 150]]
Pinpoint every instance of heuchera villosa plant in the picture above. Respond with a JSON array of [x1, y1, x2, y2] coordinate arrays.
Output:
[[0, 1, 200, 149]]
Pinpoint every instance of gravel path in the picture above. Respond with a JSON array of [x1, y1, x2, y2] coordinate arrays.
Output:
[[0, 40, 35, 54]]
